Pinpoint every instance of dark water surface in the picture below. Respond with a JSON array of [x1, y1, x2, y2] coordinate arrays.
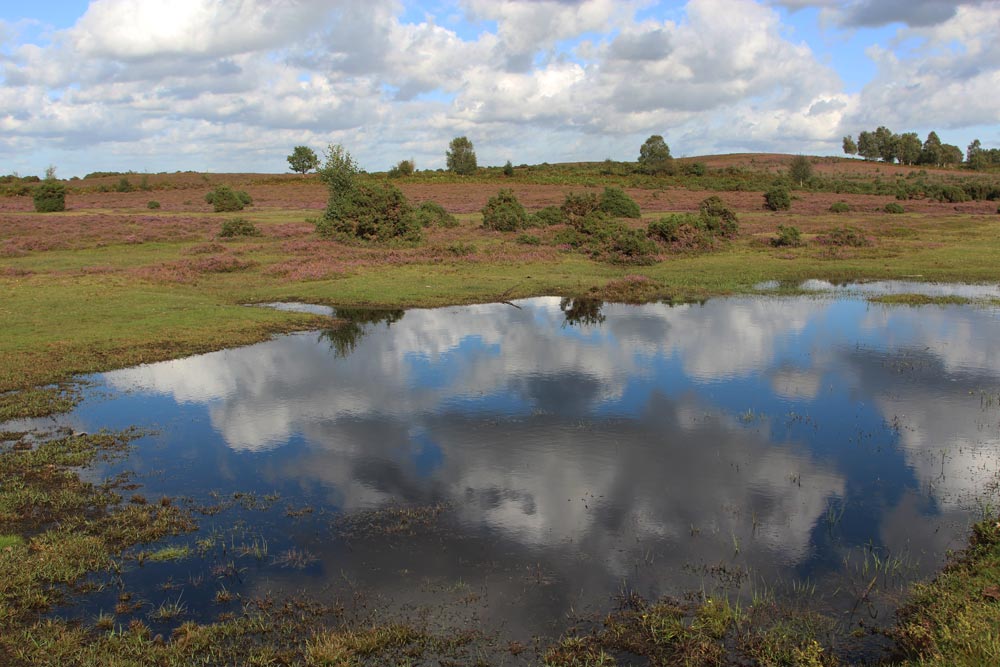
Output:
[[35, 292, 1000, 649]]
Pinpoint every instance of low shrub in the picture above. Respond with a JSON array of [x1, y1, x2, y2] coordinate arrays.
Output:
[[33, 181, 66, 212], [829, 201, 850, 213], [446, 242, 476, 256], [414, 201, 458, 228], [530, 206, 566, 226], [503, 160, 514, 177], [516, 234, 541, 245], [771, 225, 804, 247], [598, 187, 641, 218], [764, 186, 791, 211], [116, 177, 134, 193], [147, 200, 161, 210], [817, 226, 871, 247], [482, 189, 528, 231], [884, 202, 905, 214], [647, 213, 714, 250], [317, 180, 422, 244], [680, 162, 707, 176], [931, 185, 968, 203], [219, 217, 260, 238], [561, 192, 600, 221], [698, 196, 738, 238], [558, 211, 657, 264], [207, 186, 245, 212]]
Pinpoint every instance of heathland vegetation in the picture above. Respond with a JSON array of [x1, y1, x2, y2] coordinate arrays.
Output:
[[2, 135, 1000, 665]]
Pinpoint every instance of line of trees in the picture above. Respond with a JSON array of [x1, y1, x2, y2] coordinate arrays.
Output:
[[843, 128, 966, 168]]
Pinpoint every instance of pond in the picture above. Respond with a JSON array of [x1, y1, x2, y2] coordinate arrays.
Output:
[[26, 290, 1000, 658]]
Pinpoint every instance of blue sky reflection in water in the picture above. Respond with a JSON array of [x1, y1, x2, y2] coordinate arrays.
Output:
[[63, 295, 1000, 640]]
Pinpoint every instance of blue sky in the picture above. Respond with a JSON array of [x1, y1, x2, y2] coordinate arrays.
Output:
[[1, 0, 998, 176]]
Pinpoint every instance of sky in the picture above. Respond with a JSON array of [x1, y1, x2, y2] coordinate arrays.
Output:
[[0, 0, 998, 177]]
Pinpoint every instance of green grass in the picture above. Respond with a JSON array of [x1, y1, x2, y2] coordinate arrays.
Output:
[[890, 517, 1000, 666]]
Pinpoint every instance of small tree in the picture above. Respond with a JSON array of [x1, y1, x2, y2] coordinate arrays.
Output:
[[388, 159, 415, 178], [764, 186, 791, 211], [207, 186, 245, 212], [842, 135, 858, 156], [897, 132, 922, 166], [33, 181, 66, 212], [287, 146, 319, 175], [788, 155, 812, 187], [637, 135, 674, 175], [503, 160, 514, 177], [446, 137, 477, 175]]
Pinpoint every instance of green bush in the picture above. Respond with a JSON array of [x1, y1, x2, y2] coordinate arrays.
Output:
[[530, 206, 567, 226], [829, 201, 850, 213], [598, 187, 641, 218], [884, 202, 905, 214], [236, 190, 252, 207], [931, 185, 968, 203], [219, 217, 260, 238], [764, 186, 792, 211], [147, 200, 161, 210], [561, 192, 600, 220], [516, 233, 541, 245], [33, 181, 66, 212], [116, 177, 134, 193], [207, 186, 245, 212], [647, 213, 714, 249], [698, 196, 739, 238], [318, 180, 422, 244], [482, 189, 528, 231], [414, 200, 458, 228], [771, 225, 803, 247], [680, 162, 706, 177], [503, 160, 514, 177]]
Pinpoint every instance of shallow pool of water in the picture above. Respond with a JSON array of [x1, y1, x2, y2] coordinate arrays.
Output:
[[31, 293, 1000, 651]]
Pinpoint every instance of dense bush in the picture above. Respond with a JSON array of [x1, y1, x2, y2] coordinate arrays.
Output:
[[503, 161, 514, 177], [884, 202, 905, 214], [647, 213, 714, 250], [116, 177, 134, 193], [680, 162, 706, 177], [829, 201, 850, 213], [482, 189, 528, 231], [598, 187, 641, 218], [698, 196, 739, 238], [558, 211, 656, 264], [931, 185, 969, 203], [147, 200, 161, 209], [219, 217, 260, 238], [561, 192, 600, 220], [206, 186, 248, 212], [764, 186, 792, 211], [414, 200, 458, 228], [516, 233, 541, 245], [318, 180, 422, 244], [530, 206, 566, 226], [647, 196, 740, 251], [33, 181, 66, 212], [771, 225, 804, 247]]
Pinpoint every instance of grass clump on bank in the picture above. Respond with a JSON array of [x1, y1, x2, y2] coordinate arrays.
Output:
[[891, 516, 1000, 666]]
